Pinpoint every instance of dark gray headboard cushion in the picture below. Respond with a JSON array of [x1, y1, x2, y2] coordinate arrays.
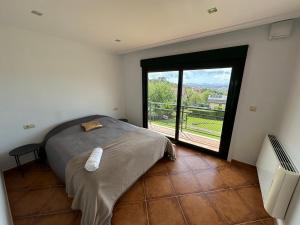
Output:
[[43, 115, 106, 144], [40, 115, 106, 160]]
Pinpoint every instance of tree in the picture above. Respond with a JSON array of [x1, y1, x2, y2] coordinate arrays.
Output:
[[199, 89, 213, 103], [148, 80, 176, 103], [148, 80, 177, 118], [182, 88, 202, 106]]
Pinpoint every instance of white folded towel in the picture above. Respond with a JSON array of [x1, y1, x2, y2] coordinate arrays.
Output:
[[84, 147, 103, 172]]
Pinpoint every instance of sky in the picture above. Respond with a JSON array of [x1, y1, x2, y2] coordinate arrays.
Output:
[[148, 68, 232, 86]]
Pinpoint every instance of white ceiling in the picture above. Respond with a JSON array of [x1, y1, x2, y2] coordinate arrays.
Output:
[[0, 0, 300, 54]]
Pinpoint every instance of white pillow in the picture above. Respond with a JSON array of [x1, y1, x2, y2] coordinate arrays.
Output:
[[84, 147, 103, 172]]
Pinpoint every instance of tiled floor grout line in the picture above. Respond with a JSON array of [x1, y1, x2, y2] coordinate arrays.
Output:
[[188, 164, 229, 225], [233, 218, 275, 225], [14, 208, 75, 219], [175, 196, 190, 225], [234, 186, 271, 222], [9, 182, 74, 221], [166, 170, 190, 225], [34, 187, 58, 217], [10, 187, 58, 219], [203, 193, 229, 225], [181, 155, 262, 225], [72, 212, 82, 225], [142, 166, 260, 207], [144, 177, 258, 202], [144, 200, 150, 225], [15, 211, 80, 225], [261, 218, 276, 225], [142, 178, 151, 225], [118, 171, 263, 225], [6, 184, 65, 192]]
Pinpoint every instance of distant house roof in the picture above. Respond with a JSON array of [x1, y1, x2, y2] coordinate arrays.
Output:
[[208, 95, 227, 104]]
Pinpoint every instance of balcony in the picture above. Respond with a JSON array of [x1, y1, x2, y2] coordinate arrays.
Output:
[[148, 102, 223, 152]]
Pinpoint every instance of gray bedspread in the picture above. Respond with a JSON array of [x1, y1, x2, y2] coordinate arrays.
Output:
[[45, 117, 175, 225]]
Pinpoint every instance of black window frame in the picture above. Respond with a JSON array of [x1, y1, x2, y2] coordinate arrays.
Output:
[[141, 45, 248, 159]]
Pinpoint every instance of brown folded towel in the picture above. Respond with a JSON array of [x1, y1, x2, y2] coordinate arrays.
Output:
[[81, 120, 103, 132]]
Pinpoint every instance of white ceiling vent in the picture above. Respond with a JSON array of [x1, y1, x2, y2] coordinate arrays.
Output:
[[269, 20, 293, 40]]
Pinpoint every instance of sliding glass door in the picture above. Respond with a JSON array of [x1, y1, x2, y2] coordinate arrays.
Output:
[[142, 46, 248, 158], [179, 68, 232, 152]]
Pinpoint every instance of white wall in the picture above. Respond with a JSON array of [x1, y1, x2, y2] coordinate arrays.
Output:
[[121, 19, 300, 165], [0, 173, 12, 225], [275, 47, 300, 225], [0, 25, 125, 170]]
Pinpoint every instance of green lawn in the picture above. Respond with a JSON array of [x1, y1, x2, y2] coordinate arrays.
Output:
[[150, 116, 223, 140]]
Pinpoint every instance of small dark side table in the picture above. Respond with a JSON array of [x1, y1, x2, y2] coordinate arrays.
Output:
[[9, 144, 40, 173]]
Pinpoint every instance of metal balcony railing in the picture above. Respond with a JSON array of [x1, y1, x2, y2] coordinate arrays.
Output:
[[148, 101, 224, 139]]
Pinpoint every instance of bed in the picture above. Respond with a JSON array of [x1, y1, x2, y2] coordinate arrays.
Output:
[[43, 115, 176, 225]]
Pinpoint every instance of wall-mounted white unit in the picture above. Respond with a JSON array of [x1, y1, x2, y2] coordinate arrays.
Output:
[[269, 20, 293, 40], [256, 134, 299, 219]]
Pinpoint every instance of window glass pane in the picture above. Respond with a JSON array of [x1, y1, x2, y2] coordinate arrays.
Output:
[[147, 71, 179, 138], [179, 68, 232, 151]]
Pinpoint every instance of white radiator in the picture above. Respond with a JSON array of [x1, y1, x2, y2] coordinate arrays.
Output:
[[256, 134, 299, 219]]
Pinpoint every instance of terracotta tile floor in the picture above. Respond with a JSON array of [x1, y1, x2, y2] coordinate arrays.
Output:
[[4, 145, 275, 225]]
